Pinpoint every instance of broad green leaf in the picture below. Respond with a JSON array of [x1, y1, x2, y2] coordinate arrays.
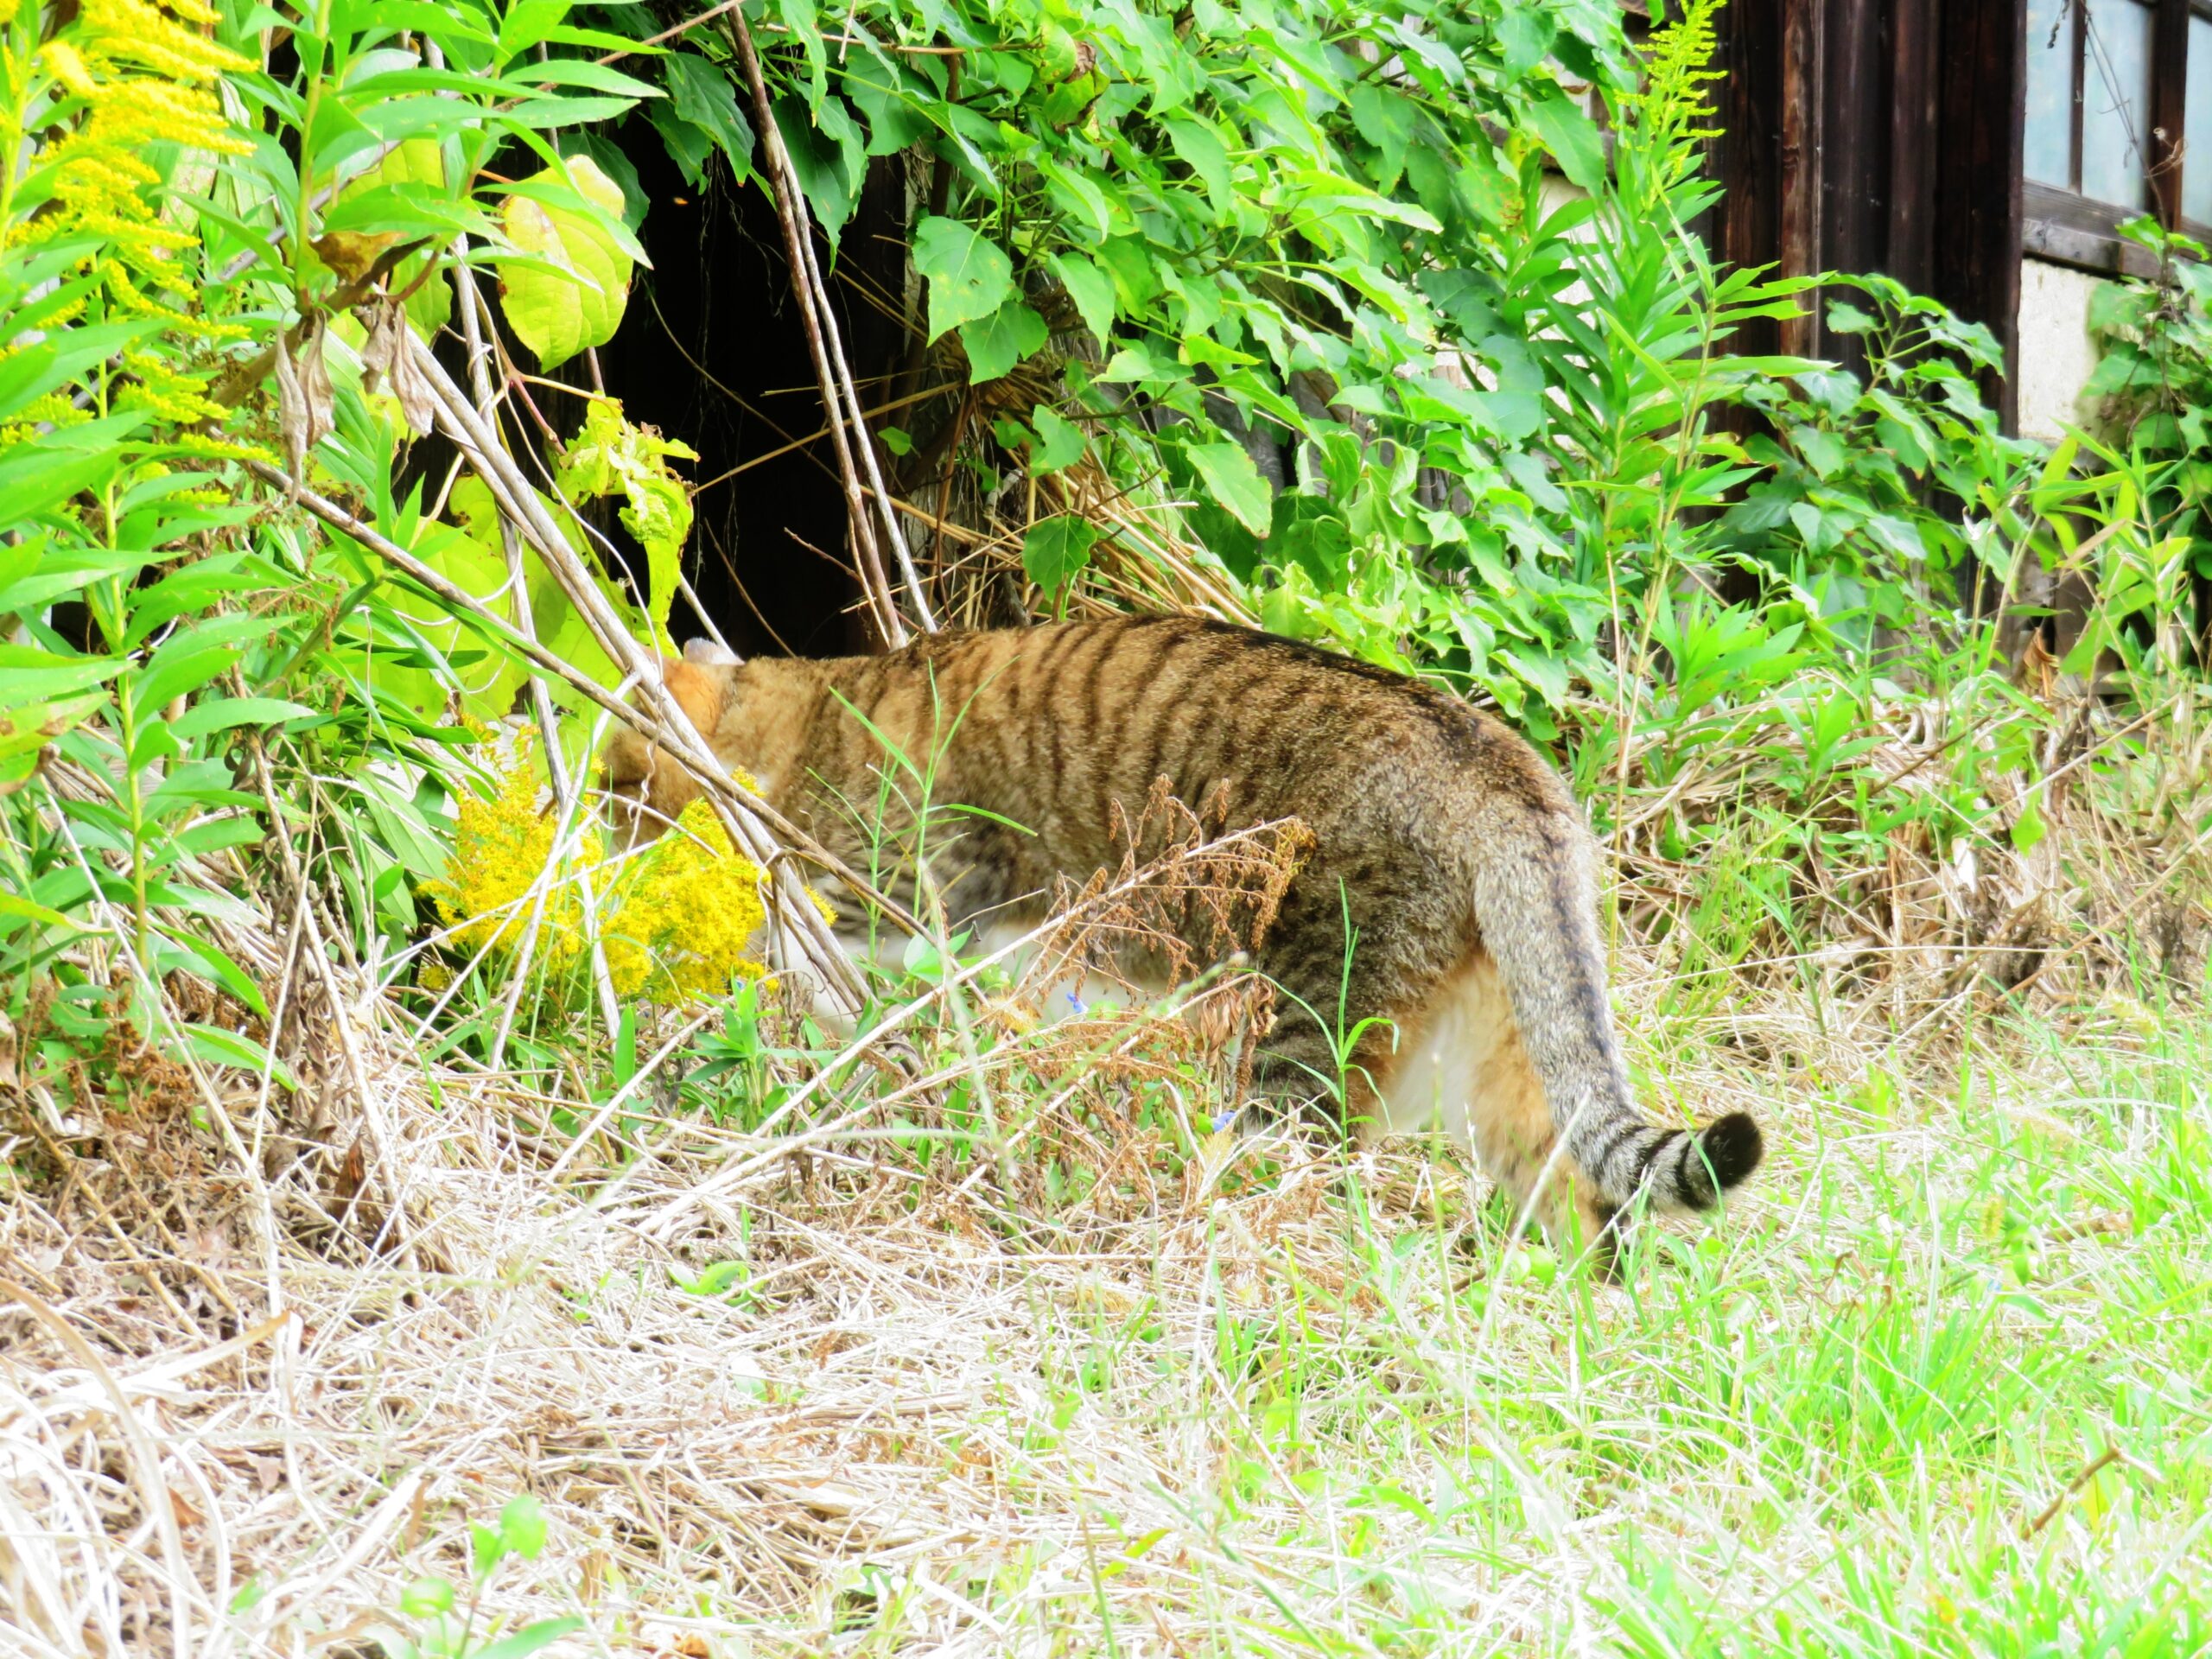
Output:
[[1497, 4, 1557, 77], [494, 156, 632, 370], [958, 299, 1047, 383], [773, 93, 865, 239], [561, 133, 650, 230], [498, 1494, 550, 1560], [1038, 156, 1116, 239], [1185, 441, 1273, 536], [846, 59, 931, 155], [645, 102, 716, 191], [661, 53, 754, 183], [1022, 516, 1099, 596], [332, 138, 451, 334], [1028, 406, 1087, 474], [1165, 118, 1232, 212], [1047, 252, 1116, 342], [1348, 86, 1416, 189], [1522, 86, 1605, 191], [914, 216, 1016, 340], [1096, 344, 1190, 385]]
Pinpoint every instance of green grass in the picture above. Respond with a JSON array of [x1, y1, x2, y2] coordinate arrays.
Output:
[[786, 990, 2212, 1656]]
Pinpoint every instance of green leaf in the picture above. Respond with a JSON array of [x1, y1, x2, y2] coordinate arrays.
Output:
[[1038, 157, 1116, 239], [1523, 86, 1606, 191], [474, 1619, 586, 1659], [0, 644, 127, 705], [1185, 441, 1273, 536], [1022, 516, 1099, 596], [0, 438, 131, 524], [1165, 117, 1233, 212], [494, 156, 633, 370], [1497, 4, 1557, 77], [644, 102, 716, 191], [498, 1494, 550, 1560], [133, 615, 286, 713], [0, 690, 108, 786], [1048, 252, 1116, 342], [169, 697, 320, 740], [560, 133, 649, 230], [846, 60, 931, 155], [178, 1022, 296, 1090], [773, 93, 865, 240], [1349, 86, 1416, 189], [1028, 406, 1087, 474], [1827, 300, 1878, 334], [1096, 344, 1189, 386], [661, 53, 754, 184], [556, 397, 698, 650], [335, 138, 452, 334], [958, 299, 1048, 383], [0, 890, 86, 938], [914, 216, 1015, 340], [400, 1578, 454, 1618]]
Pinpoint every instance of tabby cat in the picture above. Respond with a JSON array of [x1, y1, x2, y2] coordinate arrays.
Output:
[[601, 614, 1762, 1270]]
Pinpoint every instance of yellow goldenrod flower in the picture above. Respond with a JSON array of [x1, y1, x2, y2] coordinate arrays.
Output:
[[432, 738, 775, 1007]]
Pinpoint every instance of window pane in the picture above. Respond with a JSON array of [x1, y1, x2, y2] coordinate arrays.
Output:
[[2024, 0, 2075, 187], [2081, 0, 2154, 207], [2187, 15, 2212, 224]]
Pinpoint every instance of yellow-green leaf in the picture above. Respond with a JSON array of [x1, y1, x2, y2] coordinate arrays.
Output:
[[495, 156, 632, 370]]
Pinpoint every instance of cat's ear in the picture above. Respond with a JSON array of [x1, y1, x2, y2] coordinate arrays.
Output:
[[683, 636, 742, 669]]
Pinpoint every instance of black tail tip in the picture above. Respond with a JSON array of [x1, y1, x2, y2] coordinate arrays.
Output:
[[1696, 1111, 1764, 1194]]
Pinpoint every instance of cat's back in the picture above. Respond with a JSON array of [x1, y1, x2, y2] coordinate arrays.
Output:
[[817, 615, 1567, 836]]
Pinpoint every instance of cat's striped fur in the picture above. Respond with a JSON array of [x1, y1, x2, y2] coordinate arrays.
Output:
[[601, 614, 1762, 1271]]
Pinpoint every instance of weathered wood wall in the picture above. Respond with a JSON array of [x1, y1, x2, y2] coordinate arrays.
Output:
[[1712, 0, 2027, 429]]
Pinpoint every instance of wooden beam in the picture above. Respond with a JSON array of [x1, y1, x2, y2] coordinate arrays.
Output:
[[1930, 0, 2026, 432], [1778, 0, 1826, 357], [2151, 0, 2190, 226], [1888, 0, 1941, 293]]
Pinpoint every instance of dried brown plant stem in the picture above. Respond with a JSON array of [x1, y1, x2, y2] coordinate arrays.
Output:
[[2, 1280, 200, 1649], [242, 743, 426, 1269], [2023, 1445, 2121, 1537], [722, 6, 938, 642]]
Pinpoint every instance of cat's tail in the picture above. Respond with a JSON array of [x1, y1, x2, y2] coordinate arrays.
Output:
[[1470, 806, 1762, 1212]]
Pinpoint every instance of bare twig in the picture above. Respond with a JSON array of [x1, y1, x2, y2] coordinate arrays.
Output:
[[2023, 1445, 2121, 1537]]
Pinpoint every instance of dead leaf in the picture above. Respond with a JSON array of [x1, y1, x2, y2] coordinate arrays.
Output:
[[359, 301, 437, 436], [274, 315, 334, 495], [310, 229, 402, 286]]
